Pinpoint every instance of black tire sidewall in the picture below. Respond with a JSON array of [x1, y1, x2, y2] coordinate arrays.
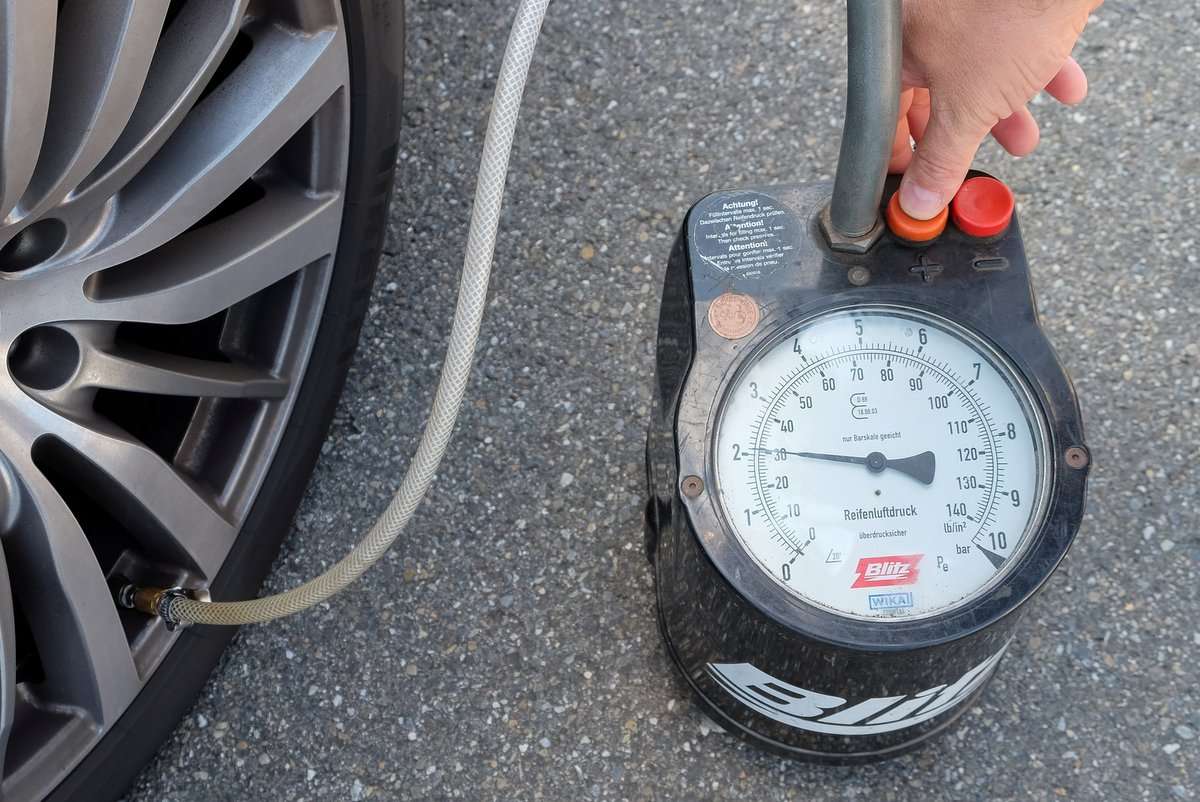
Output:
[[46, 3, 403, 799]]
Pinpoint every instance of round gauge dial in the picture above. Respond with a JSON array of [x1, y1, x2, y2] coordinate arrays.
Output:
[[714, 306, 1051, 621]]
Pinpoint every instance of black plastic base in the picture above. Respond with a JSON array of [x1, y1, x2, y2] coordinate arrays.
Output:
[[655, 593, 990, 765]]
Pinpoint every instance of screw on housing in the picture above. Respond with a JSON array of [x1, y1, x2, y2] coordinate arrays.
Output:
[[847, 266, 871, 286], [1065, 446, 1090, 470]]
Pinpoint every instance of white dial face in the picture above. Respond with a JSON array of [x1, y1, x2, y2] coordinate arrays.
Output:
[[714, 306, 1050, 621]]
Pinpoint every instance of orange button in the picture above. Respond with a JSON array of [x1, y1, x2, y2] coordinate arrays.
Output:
[[886, 192, 948, 243], [952, 177, 1014, 238]]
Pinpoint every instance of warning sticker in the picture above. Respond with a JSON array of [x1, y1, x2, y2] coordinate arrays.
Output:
[[692, 191, 800, 282]]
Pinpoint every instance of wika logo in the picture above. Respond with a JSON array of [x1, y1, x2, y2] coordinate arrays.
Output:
[[850, 554, 921, 588], [707, 645, 1009, 736]]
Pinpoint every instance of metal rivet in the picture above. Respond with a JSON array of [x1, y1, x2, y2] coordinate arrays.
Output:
[[1065, 447, 1090, 470], [681, 475, 704, 498], [847, 266, 871, 286]]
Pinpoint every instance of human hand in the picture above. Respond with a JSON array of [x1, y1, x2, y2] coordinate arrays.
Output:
[[890, 0, 1102, 220]]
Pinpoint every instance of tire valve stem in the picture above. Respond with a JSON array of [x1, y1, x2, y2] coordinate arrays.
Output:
[[116, 585, 193, 631]]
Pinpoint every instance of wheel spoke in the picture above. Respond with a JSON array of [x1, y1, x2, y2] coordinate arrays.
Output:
[[66, 0, 250, 214], [80, 344, 288, 400], [77, 22, 346, 268], [14, 0, 167, 219], [78, 182, 338, 326], [4, 464, 140, 725], [0, 0, 56, 220], [37, 416, 239, 579], [0, 535, 15, 772], [6, 181, 338, 329]]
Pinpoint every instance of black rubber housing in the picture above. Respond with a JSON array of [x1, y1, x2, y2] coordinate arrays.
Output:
[[47, 3, 404, 799], [644, 174, 1090, 762]]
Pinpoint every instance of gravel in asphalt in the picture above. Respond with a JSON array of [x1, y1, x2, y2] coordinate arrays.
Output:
[[127, 1, 1198, 799]]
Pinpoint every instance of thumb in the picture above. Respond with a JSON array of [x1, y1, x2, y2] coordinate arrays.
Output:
[[899, 107, 988, 220]]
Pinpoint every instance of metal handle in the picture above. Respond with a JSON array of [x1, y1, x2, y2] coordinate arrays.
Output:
[[829, 0, 903, 239]]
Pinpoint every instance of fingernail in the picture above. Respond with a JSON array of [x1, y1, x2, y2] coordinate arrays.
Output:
[[899, 179, 945, 221]]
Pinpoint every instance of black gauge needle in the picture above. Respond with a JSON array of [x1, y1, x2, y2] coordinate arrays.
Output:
[[764, 449, 937, 485]]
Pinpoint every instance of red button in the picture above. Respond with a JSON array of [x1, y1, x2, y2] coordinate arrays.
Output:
[[952, 177, 1014, 238]]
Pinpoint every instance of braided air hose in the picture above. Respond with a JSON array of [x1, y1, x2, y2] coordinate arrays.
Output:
[[165, 0, 551, 625]]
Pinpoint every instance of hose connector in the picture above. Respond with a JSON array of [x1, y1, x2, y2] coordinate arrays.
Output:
[[117, 585, 196, 631]]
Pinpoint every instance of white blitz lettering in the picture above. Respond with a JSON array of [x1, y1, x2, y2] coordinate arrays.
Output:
[[707, 644, 1008, 736], [868, 562, 906, 579]]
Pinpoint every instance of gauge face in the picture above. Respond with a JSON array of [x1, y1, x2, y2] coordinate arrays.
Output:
[[713, 306, 1051, 621]]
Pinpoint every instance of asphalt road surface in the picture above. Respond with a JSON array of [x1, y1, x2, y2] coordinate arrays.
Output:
[[126, 1, 1198, 800]]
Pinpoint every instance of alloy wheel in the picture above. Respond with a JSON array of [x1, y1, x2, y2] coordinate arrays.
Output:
[[0, 1, 350, 798]]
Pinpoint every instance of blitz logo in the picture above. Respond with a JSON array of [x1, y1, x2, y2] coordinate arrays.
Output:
[[707, 645, 1008, 736], [851, 555, 921, 588]]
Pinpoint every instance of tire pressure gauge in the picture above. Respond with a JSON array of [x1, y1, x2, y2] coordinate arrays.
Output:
[[715, 305, 1051, 622], [644, 177, 1090, 761]]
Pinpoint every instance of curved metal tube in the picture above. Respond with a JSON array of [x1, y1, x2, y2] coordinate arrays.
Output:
[[829, 0, 903, 238]]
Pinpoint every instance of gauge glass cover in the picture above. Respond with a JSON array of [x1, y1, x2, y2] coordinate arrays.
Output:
[[713, 306, 1051, 621]]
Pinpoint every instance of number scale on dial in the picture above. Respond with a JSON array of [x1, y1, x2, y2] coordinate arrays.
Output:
[[715, 307, 1050, 621]]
